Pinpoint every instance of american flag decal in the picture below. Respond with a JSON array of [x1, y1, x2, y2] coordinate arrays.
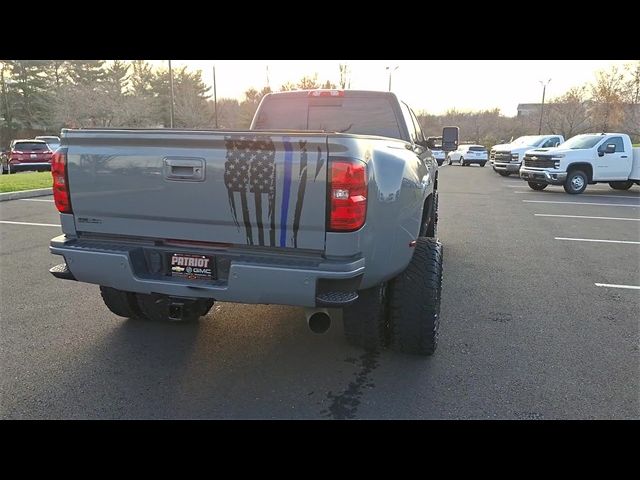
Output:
[[224, 135, 319, 248], [224, 136, 277, 246]]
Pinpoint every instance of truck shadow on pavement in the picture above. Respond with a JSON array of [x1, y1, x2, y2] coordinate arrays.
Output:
[[33, 303, 439, 419]]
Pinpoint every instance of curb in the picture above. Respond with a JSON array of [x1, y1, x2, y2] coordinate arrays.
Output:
[[0, 188, 53, 202]]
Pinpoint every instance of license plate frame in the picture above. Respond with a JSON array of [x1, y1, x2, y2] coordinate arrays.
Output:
[[169, 253, 215, 281]]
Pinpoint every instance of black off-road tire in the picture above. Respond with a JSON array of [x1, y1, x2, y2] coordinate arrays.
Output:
[[563, 169, 588, 194], [528, 181, 548, 191], [459, 157, 465, 166], [388, 237, 443, 356], [100, 286, 146, 319], [136, 293, 213, 322], [609, 181, 633, 190], [342, 283, 390, 350], [498, 171, 511, 177]]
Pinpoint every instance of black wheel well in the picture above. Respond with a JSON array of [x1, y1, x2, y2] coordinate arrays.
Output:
[[420, 172, 438, 235], [420, 191, 436, 236], [567, 163, 593, 182], [422, 194, 433, 227]]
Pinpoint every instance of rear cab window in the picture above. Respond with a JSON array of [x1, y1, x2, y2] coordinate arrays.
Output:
[[253, 93, 403, 140]]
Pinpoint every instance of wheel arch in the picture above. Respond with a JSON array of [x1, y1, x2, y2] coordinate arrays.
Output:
[[567, 162, 593, 182]]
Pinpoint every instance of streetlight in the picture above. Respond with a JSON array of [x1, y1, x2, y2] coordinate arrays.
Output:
[[386, 65, 399, 92], [213, 64, 218, 128], [538, 78, 551, 135], [168, 60, 175, 128]]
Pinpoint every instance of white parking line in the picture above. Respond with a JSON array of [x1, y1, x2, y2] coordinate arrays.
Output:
[[595, 283, 640, 290], [18, 198, 54, 203], [515, 191, 640, 199], [523, 200, 640, 208], [535, 214, 640, 221], [0, 220, 60, 227], [555, 237, 640, 245]]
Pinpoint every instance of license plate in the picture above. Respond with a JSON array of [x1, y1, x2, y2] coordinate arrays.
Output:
[[169, 253, 215, 280], [31, 154, 37, 159]]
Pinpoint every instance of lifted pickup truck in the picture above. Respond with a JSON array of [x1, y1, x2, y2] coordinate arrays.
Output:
[[491, 134, 564, 176], [49, 90, 453, 355], [519, 133, 640, 194]]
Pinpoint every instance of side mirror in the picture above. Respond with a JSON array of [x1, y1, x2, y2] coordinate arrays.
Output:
[[604, 144, 616, 154], [442, 126, 459, 152], [554, 141, 560, 147]]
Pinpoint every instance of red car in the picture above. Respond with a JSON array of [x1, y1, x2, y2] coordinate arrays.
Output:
[[3, 139, 53, 173]]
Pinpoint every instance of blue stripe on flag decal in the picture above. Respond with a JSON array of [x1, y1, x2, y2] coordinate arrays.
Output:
[[280, 138, 293, 247]]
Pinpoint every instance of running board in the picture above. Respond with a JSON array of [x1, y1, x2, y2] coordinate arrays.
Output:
[[316, 291, 359, 307], [49, 263, 76, 281]]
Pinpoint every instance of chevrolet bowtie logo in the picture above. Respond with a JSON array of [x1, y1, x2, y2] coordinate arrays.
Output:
[[531, 156, 538, 160]]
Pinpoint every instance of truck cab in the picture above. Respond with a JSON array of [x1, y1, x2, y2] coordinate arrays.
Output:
[[491, 134, 564, 176], [519, 133, 640, 194]]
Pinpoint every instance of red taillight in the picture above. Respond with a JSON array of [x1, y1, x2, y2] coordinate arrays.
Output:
[[51, 149, 72, 214], [329, 158, 367, 232]]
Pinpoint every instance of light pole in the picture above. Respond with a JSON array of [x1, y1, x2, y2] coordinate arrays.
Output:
[[538, 78, 551, 135], [386, 65, 399, 92], [213, 65, 218, 128], [168, 60, 175, 128]]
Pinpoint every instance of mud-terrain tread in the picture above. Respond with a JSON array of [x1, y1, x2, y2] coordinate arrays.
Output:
[[389, 238, 443, 356]]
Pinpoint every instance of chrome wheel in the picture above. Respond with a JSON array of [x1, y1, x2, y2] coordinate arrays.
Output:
[[571, 175, 585, 190]]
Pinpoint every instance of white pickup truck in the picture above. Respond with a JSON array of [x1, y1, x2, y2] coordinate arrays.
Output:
[[491, 134, 564, 176], [519, 133, 640, 194]]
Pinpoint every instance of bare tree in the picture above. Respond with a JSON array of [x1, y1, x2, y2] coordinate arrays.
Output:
[[545, 86, 592, 138], [339, 64, 350, 89], [621, 61, 640, 141], [174, 82, 212, 128], [590, 66, 626, 131], [280, 73, 336, 91]]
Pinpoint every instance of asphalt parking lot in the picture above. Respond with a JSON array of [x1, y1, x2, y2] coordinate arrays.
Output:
[[1, 165, 638, 419]]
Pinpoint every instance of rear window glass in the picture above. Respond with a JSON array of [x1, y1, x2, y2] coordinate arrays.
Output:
[[13, 142, 48, 151], [469, 146, 486, 151], [253, 96, 402, 140]]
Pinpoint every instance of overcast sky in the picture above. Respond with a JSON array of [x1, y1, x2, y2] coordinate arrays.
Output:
[[148, 60, 634, 117]]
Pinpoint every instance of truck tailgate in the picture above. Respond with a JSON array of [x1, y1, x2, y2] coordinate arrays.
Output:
[[65, 130, 328, 250]]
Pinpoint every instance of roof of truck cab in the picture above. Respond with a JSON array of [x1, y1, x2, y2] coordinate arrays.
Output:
[[263, 90, 397, 98]]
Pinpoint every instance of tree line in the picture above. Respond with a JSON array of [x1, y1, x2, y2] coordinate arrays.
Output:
[[0, 60, 340, 147], [1, 60, 638, 149], [417, 62, 640, 146]]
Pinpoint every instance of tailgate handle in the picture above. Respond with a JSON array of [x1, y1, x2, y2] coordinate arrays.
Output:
[[163, 157, 205, 182]]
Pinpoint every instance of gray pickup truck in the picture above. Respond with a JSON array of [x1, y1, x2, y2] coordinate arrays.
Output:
[[49, 90, 453, 355]]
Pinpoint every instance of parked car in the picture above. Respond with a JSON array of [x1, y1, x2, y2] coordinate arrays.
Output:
[[491, 135, 564, 176], [520, 133, 640, 194], [48, 89, 453, 356], [447, 144, 488, 166], [431, 148, 446, 166], [3, 139, 53, 173], [425, 136, 446, 166], [35, 135, 61, 152]]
